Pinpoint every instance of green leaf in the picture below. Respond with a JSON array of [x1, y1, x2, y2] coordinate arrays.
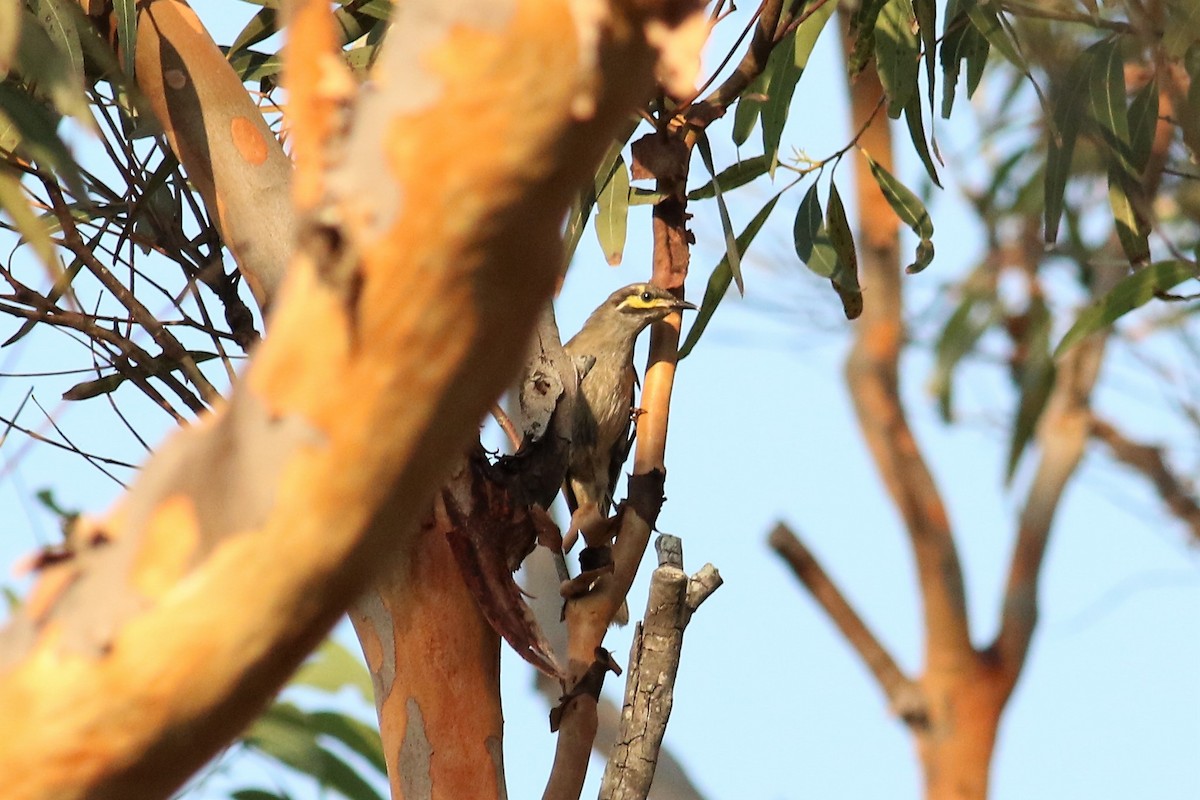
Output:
[[863, 150, 935, 272], [0, 82, 81, 193], [333, 1, 389, 46], [593, 155, 629, 266], [229, 6, 279, 55], [875, 0, 920, 119], [1055, 261, 1198, 357], [848, 0, 888, 77], [308, 711, 385, 775], [232, 791, 292, 800], [246, 704, 385, 800], [34, 486, 79, 523], [113, 0, 136, 81], [1043, 46, 1092, 243], [732, 71, 768, 147], [760, 37, 801, 175], [761, 3, 834, 174], [1108, 167, 1149, 265], [1087, 38, 1134, 178], [929, 277, 998, 421], [225, 47, 283, 83], [1127, 75, 1159, 173], [34, 0, 83, 87], [688, 155, 769, 201], [792, 182, 839, 279], [961, 0, 1026, 72], [1163, 0, 1200, 59], [678, 194, 781, 359], [291, 638, 375, 705], [1006, 300, 1054, 481], [940, 1, 990, 118], [563, 117, 638, 268], [825, 184, 863, 319], [628, 187, 666, 205], [902, 90, 941, 186], [913, 0, 937, 103], [15, 9, 91, 127], [696, 131, 743, 293]]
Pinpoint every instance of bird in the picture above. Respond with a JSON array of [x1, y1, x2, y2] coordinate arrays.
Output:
[[561, 282, 695, 551]]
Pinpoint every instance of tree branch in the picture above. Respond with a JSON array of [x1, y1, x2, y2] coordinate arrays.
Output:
[[0, 1, 685, 797], [838, 17, 972, 662], [990, 267, 1116, 688], [768, 523, 925, 724], [98, 0, 297, 309], [1089, 417, 1200, 545]]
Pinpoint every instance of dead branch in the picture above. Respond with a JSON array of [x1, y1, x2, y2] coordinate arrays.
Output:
[[599, 535, 720, 800]]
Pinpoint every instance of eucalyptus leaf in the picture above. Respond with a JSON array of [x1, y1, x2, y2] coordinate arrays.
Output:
[[1044, 47, 1092, 243], [1127, 75, 1159, 173], [930, 279, 999, 421], [34, 0, 83, 87], [696, 132, 742, 293], [902, 91, 941, 187], [914, 0, 937, 101], [246, 704, 385, 800], [761, 2, 834, 174], [113, 0, 136, 80], [940, 0, 990, 118], [1005, 300, 1055, 481], [732, 71, 768, 147], [793, 182, 839, 279], [229, 6, 279, 55], [679, 194, 781, 359], [291, 638, 375, 705], [688, 155, 769, 201], [863, 150, 935, 273], [826, 184, 863, 319], [1055, 261, 1198, 356], [593, 155, 630, 266], [875, 0, 920, 119]]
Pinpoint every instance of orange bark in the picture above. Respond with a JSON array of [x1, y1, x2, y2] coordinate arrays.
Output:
[[350, 517, 503, 800], [0, 2, 681, 798], [120, 0, 295, 308]]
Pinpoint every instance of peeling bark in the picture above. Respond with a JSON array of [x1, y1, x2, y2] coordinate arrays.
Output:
[[0, 2, 691, 798]]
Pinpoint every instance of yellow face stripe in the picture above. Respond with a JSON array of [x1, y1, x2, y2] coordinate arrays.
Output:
[[616, 290, 672, 312]]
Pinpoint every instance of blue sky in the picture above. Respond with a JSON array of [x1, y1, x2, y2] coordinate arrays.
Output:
[[1, 3, 1198, 799]]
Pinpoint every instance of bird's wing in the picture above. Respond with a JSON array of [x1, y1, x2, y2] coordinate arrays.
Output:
[[605, 364, 639, 510]]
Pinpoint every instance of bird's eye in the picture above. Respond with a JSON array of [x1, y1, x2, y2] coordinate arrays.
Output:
[[640, 291, 653, 302]]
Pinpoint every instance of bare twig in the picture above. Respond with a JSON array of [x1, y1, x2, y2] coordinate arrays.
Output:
[[39, 176, 218, 409], [599, 535, 720, 800], [768, 524, 925, 723]]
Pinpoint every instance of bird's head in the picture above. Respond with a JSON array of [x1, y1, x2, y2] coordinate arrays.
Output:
[[599, 283, 696, 334]]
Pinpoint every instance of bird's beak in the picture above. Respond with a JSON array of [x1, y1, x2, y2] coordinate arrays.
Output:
[[675, 299, 697, 311]]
